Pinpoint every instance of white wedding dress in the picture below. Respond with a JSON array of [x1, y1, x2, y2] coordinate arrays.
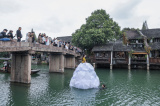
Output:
[[69, 63, 100, 89]]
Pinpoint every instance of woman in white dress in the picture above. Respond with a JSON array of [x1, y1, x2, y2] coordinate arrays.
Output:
[[70, 55, 100, 89]]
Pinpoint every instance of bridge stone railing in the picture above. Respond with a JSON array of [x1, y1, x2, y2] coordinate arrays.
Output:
[[0, 41, 80, 56]]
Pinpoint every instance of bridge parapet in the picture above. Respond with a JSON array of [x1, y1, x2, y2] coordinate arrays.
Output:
[[0, 41, 29, 47], [0, 41, 80, 56]]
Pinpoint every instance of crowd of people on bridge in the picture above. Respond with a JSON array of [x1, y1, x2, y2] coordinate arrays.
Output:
[[37, 33, 75, 51], [0, 27, 82, 53]]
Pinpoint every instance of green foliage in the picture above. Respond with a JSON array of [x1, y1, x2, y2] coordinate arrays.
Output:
[[0, 52, 9, 58], [122, 27, 140, 32], [72, 9, 121, 51], [142, 21, 148, 30], [129, 49, 134, 57]]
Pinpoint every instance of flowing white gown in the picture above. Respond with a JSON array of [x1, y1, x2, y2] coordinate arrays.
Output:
[[69, 63, 100, 89]]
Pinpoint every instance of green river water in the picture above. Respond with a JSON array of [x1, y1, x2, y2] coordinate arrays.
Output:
[[0, 64, 160, 106]]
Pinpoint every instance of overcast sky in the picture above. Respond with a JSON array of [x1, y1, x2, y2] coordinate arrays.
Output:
[[0, 0, 160, 39]]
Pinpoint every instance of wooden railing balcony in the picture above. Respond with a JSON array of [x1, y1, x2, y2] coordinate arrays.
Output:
[[149, 58, 160, 64], [95, 57, 110, 59], [131, 57, 146, 60]]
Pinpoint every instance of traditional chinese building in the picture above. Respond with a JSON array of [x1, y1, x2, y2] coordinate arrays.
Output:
[[92, 22, 160, 70], [92, 41, 131, 69]]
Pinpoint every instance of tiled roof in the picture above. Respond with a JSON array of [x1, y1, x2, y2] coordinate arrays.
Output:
[[57, 36, 72, 42], [141, 29, 160, 38], [113, 42, 132, 51], [125, 30, 143, 39], [92, 43, 113, 52], [92, 42, 132, 52], [149, 42, 160, 50]]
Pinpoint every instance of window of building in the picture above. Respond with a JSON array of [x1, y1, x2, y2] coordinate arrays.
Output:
[[139, 40, 143, 43], [114, 52, 125, 58], [96, 53, 99, 57], [140, 44, 142, 47], [133, 45, 136, 48]]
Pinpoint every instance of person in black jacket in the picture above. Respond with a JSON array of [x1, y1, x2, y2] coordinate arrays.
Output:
[[0, 29, 8, 38], [16, 27, 22, 42], [7, 30, 14, 40], [32, 35, 35, 43]]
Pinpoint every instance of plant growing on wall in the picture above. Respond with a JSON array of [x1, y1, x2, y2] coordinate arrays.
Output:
[[123, 32, 128, 45], [128, 49, 134, 57], [138, 30, 151, 54], [144, 46, 151, 54], [145, 54, 147, 59]]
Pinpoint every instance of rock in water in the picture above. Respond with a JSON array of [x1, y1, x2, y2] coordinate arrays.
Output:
[[70, 63, 100, 89]]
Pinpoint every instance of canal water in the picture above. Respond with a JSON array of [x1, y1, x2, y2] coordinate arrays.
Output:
[[0, 64, 160, 106]]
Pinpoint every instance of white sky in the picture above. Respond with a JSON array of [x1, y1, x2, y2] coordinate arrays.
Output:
[[0, 0, 160, 40]]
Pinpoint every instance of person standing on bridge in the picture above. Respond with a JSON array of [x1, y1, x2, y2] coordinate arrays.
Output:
[[38, 33, 42, 43], [42, 34, 46, 44], [16, 27, 22, 42], [46, 36, 50, 45], [25, 32, 30, 42]]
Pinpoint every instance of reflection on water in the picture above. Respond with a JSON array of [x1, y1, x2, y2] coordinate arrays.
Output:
[[70, 88, 98, 105], [0, 74, 10, 106], [146, 70, 150, 83], [8, 83, 30, 106], [109, 69, 114, 85], [128, 70, 132, 81], [0, 65, 160, 105]]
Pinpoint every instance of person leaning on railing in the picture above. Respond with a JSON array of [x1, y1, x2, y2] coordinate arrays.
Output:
[[7, 30, 14, 40], [0, 29, 8, 38]]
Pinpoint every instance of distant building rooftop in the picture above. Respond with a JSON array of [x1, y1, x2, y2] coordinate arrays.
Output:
[[92, 41, 132, 52], [125, 30, 143, 40], [141, 29, 160, 38], [92, 43, 113, 52], [113, 42, 132, 52], [149, 42, 160, 50], [57, 36, 72, 43]]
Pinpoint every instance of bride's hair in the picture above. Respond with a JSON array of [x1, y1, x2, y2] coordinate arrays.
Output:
[[82, 54, 85, 61]]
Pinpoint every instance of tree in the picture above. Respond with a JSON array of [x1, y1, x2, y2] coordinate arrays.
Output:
[[142, 21, 148, 30], [72, 9, 121, 51], [122, 27, 140, 32]]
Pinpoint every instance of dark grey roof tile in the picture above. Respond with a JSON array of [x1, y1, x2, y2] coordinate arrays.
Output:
[[57, 36, 72, 42], [149, 42, 160, 50], [141, 29, 160, 38], [113, 42, 132, 51], [92, 43, 113, 52], [125, 30, 143, 40]]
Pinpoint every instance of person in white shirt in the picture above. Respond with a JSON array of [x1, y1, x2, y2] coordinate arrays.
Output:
[[55, 38, 58, 44], [42, 35, 46, 45], [46, 36, 50, 45], [25, 32, 30, 42], [65, 43, 69, 50]]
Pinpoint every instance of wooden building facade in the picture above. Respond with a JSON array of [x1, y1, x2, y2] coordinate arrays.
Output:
[[92, 28, 160, 70]]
